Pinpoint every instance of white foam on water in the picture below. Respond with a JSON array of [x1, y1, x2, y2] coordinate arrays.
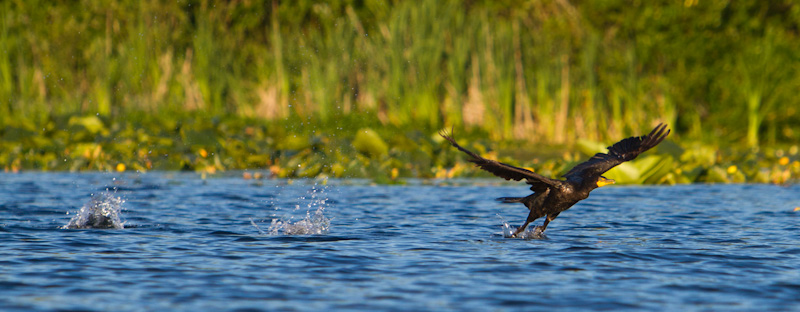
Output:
[[63, 191, 125, 229]]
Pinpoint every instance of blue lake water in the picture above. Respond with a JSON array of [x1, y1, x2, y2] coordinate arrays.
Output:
[[1, 172, 799, 311]]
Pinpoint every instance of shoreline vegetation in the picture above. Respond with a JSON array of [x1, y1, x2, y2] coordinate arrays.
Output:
[[2, 1, 799, 184], [3, 113, 798, 185]]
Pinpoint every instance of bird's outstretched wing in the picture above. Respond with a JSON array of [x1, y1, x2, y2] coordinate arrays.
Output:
[[439, 129, 559, 192], [562, 123, 670, 180]]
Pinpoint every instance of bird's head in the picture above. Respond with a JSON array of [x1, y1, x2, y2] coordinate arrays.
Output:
[[596, 176, 616, 188]]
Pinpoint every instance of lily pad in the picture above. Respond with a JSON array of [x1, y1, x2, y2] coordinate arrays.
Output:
[[68, 116, 107, 135], [353, 128, 388, 158]]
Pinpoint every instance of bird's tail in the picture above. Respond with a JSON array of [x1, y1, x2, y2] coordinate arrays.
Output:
[[496, 197, 525, 203], [496, 194, 537, 211]]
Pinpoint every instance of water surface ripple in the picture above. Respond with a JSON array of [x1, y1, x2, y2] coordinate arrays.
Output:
[[1, 172, 799, 311]]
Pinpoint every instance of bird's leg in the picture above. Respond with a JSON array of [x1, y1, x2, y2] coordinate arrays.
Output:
[[538, 213, 559, 233], [538, 218, 550, 233], [512, 220, 531, 237]]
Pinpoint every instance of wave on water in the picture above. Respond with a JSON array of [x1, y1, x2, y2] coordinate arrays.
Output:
[[62, 191, 125, 229], [252, 186, 331, 235]]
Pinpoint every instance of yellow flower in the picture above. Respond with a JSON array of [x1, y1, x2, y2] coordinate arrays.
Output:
[[391, 168, 399, 180], [434, 166, 448, 179], [726, 165, 737, 174], [116, 163, 126, 172], [199, 148, 208, 158], [779, 157, 790, 166]]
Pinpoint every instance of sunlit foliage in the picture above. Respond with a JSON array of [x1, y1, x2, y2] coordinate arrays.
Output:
[[1, 0, 799, 183]]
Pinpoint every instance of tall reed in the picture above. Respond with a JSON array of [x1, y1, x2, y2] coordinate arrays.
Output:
[[2, 0, 798, 146]]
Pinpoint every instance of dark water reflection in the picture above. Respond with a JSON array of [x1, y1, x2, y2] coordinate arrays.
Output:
[[1, 172, 799, 311]]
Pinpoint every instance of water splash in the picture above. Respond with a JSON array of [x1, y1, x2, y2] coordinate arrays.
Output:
[[498, 214, 545, 239], [267, 207, 330, 235], [63, 191, 125, 229], [254, 185, 331, 235], [501, 222, 545, 239]]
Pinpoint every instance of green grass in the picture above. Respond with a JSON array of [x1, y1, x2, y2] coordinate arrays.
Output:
[[1, 0, 800, 183]]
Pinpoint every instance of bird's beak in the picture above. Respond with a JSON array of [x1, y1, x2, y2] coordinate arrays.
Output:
[[596, 177, 616, 187]]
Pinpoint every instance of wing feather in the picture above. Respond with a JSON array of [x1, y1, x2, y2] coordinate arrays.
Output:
[[562, 123, 670, 180], [439, 129, 558, 192]]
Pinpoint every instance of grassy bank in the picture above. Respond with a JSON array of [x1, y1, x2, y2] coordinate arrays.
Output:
[[2, 1, 800, 183], [2, 112, 798, 185]]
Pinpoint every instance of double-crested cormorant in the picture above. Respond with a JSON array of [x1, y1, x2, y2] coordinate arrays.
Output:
[[440, 123, 670, 237]]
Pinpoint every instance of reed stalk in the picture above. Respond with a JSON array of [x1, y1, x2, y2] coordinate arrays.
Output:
[[1, 0, 798, 147]]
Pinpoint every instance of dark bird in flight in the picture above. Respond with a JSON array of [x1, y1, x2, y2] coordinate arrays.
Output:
[[440, 123, 670, 237]]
